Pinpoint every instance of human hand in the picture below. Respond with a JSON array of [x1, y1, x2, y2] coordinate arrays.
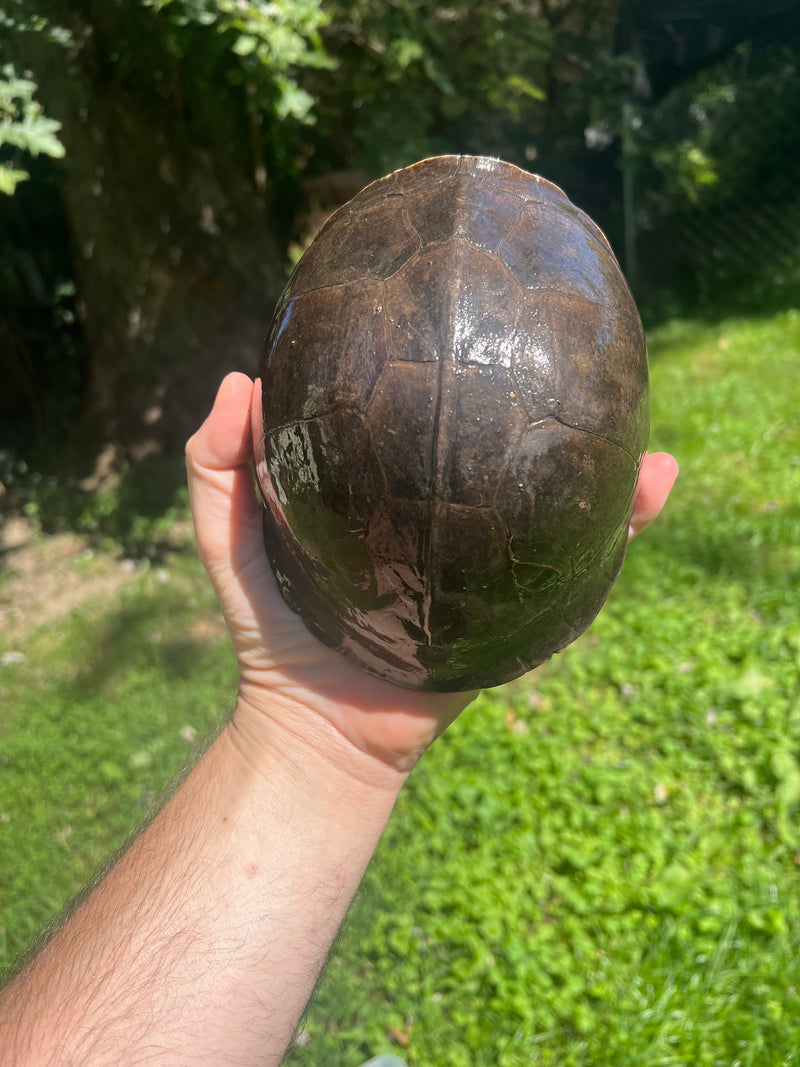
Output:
[[186, 374, 677, 783], [629, 451, 679, 540]]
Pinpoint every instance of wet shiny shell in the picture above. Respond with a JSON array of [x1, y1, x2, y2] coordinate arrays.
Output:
[[254, 155, 649, 691]]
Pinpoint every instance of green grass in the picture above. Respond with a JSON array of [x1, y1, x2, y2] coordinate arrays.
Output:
[[0, 559, 238, 964], [2, 305, 800, 1063]]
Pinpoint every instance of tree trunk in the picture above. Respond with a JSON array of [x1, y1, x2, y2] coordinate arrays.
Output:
[[13, 4, 286, 457]]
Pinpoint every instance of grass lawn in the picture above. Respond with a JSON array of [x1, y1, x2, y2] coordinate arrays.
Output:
[[2, 299, 800, 1064]]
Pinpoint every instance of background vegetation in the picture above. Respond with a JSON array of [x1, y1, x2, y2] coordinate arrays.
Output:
[[2, 0, 800, 1061], [2, 0, 800, 469]]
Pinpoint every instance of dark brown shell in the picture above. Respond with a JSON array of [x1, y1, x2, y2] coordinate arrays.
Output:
[[254, 156, 649, 691]]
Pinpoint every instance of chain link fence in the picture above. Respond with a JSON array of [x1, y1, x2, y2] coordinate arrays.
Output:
[[632, 19, 800, 301]]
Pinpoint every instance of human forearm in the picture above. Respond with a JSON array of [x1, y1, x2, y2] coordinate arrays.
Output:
[[0, 710, 404, 1066]]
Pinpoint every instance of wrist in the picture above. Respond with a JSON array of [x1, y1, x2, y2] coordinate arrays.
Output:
[[234, 665, 475, 788], [229, 687, 411, 803]]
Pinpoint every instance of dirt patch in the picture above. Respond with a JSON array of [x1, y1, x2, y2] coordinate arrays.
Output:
[[0, 517, 193, 645]]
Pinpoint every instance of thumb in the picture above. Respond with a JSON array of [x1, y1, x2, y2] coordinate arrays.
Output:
[[185, 372, 264, 592]]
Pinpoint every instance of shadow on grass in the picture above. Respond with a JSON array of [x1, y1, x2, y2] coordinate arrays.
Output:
[[0, 450, 191, 570], [55, 585, 234, 705]]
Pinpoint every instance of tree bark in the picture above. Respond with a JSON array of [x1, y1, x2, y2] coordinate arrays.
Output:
[[13, 4, 286, 457]]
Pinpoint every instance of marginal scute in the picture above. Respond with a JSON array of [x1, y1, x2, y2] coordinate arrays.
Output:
[[255, 155, 649, 691]]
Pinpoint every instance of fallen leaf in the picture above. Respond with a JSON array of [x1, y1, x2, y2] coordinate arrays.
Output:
[[387, 1025, 410, 1047]]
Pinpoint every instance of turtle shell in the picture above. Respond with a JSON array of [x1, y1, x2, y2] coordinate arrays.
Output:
[[253, 155, 649, 691]]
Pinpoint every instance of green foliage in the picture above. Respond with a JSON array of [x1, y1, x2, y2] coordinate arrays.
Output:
[[144, 0, 335, 122], [645, 41, 800, 211], [652, 140, 719, 204], [620, 38, 800, 297], [6, 453, 191, 558], [2, 301, 800, 1061], [0, 62, 64, 194], [3, 0, 338, 189], [5, 0, 797, 477], [313, 0, 586, 173]]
